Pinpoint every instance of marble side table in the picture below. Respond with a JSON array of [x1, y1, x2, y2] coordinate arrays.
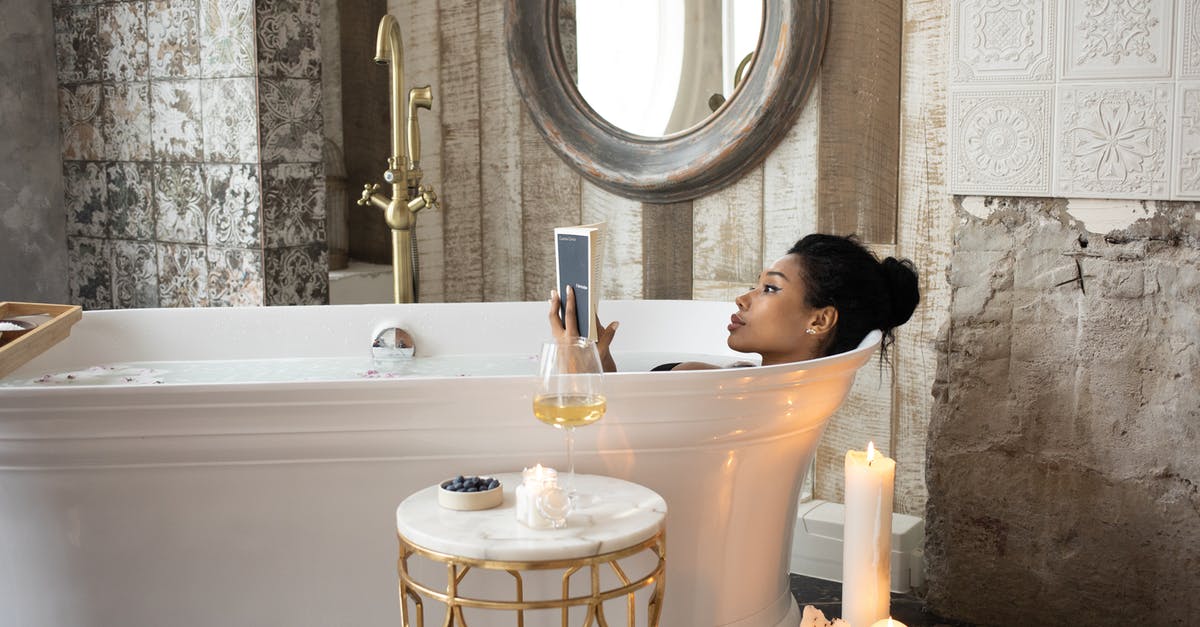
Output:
[[395, 472, 667, 627]]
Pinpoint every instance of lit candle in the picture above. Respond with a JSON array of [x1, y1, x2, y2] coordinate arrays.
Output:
[[515, 465, 564, 529], [842, 442, 895, 627], [869, 618, 907, 627]]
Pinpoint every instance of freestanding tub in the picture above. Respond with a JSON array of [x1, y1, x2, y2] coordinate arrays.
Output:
[[0, 300, 880, 627]]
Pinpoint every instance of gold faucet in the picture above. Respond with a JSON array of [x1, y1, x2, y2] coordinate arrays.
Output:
[[358, 14, 437, 304]]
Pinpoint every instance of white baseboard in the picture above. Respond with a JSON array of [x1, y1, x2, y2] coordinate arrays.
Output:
[[790, 500, 925, 594]]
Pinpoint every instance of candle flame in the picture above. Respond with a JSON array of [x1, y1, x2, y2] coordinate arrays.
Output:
[[867, 441, 876, 464]]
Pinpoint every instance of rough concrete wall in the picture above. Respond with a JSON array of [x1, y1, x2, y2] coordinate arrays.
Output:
[[0, 0, 67, 302], [926, 199, 1200, 625]]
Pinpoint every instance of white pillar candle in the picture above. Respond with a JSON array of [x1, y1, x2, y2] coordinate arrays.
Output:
[[842, 442, 895, 627], [515, 464, 559, 529]]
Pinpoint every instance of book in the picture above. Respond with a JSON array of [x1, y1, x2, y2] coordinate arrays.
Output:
[[553, 222, 605, 341]]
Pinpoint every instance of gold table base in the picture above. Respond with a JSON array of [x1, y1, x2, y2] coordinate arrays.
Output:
[[397, 530, 666, 627]]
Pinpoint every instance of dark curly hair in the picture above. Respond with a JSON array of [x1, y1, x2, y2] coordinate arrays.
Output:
[[787, 234, 920, 357]]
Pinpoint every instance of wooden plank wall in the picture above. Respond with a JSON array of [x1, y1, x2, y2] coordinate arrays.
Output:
[[808, 0, 907, 508], [380, 0, 936, 514], [893, 0, 953, 515]]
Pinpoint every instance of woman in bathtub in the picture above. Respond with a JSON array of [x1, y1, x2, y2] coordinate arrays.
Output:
[[549, 233, 920, 371]]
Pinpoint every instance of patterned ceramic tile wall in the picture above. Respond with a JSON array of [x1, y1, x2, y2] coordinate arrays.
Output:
[[949, 0, 1200, 200], [255, 0, 327, 306], [53, 0, 328, 308]]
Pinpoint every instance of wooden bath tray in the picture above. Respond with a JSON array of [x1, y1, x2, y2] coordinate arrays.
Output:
[[0, 302, 83, 379]]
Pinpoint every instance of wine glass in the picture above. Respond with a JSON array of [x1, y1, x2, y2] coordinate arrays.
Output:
[[533, 338, 607, 504]]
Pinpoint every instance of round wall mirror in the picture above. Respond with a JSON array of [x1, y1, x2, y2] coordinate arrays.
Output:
[[506, 0, 829, 203]]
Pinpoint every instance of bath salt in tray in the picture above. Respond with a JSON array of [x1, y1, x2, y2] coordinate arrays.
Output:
[[0, 302, 83, 379]]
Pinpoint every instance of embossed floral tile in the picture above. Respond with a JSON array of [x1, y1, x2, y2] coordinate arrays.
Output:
[[64, 162, 108, 238], [1061, 0, 1175, 80], [950, 88, 1053, 195], [148, 0, 200, 79], [202, 78, 259, 164], [200, 0, 255, 78], [158, 242, 208, 307], [151, 80, 204, 162], [255, 0, 321, 79], [1184, 2, 1200, 78], [113, 240, 159, 309], [262, 163, 325, 248], [266, 244, 328, 306], [68, 236, 113, 310], [951, 0, 1055, 84], [206, 164, 261, 248], [103, 82, 153, 161], [1054, 84, 1172, 199], [99, 1, 149, 82], [107, 163, 155, 241], [55, 5, 101, 84], [258, 78, 323, 164], [207, 247, 264, 307], [59, 83, 103, 161], [1174, 83, 1200, 199], [154, 163, 207, 244]]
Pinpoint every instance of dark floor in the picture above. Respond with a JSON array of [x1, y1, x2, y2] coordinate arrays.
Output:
[[789, 574, 975, 626]]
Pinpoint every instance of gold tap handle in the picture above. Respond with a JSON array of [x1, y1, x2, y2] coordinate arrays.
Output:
[[422, 185, 437, 211], [407, 184, 437, 214], [358, 183, 380, 206], [407, 86, 433, 169]]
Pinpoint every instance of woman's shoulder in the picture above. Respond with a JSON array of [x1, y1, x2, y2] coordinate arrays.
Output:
[[651, 361, 755, 371]]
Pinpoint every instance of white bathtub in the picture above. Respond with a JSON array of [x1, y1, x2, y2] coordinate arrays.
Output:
[[0, 300, 879, 627]]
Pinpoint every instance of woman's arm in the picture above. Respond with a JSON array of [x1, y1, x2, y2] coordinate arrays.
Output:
[[547, 286, 619, 373]]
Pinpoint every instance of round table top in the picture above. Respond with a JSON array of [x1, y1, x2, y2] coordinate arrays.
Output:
[[396, 472, 667, 562]]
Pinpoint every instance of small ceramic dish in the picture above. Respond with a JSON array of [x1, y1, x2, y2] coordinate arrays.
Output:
[[0, 319, 36, 347], [437, 476, 503, 511]]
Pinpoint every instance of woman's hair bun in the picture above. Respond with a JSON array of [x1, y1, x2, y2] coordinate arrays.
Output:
[[881, 257, 919, 329]]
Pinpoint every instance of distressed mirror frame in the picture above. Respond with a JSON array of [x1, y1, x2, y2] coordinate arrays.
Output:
[[504, 0, 830, 203]]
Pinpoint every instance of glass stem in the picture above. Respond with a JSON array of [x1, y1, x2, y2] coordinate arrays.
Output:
[[565, 426, 576, 497]]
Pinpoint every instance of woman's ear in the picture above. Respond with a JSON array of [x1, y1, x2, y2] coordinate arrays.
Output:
[[808, 306, 838, 334]]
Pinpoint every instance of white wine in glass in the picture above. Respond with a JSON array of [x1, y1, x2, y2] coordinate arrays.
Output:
[[533, 338, 606, 504]]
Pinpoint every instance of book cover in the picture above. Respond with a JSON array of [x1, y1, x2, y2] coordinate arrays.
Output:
[[553, 223, 605, 340]]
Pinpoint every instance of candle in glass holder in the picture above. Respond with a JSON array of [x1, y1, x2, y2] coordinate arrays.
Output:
[[515, 464, 563, 529], [842, 442, 895, 627]]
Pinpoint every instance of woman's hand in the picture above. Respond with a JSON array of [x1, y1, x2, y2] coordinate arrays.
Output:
[[548, 286, 619, 372]]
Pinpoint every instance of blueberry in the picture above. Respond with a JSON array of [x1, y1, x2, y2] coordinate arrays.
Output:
[[487, 479, 500, 490], [455, 475, 464, 483], [441, 481, 452, 489]]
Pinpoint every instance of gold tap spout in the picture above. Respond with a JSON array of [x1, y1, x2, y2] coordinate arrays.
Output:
[[375, 14, 407, 184]]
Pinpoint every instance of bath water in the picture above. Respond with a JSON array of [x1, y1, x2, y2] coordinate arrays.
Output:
[[1, 352, 749, 387]]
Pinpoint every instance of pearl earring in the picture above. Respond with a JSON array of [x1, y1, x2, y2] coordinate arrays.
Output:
[[805, 328, 816, 335]]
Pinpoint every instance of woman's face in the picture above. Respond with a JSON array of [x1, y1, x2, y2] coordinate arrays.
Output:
[[727, 254, 830, 365]]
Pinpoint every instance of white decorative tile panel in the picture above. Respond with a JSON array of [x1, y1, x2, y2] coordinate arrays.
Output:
[[1061, 0, 1175, 80], [1054, 83, 1172, 198], [1181, 1, 1200, 78], [949, 0, 1199, 200], [1173, 82, 1200, 198], [952, 0, 1055, 83], [950, 88, 1053, 194]]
